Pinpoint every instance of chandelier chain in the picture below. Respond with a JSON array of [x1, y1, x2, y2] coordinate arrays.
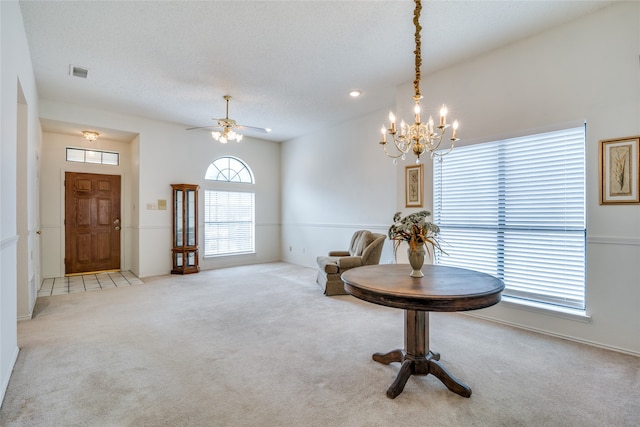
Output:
[[413, 0, 422, 100]]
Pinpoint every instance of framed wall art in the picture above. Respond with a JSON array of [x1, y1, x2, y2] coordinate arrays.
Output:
[[599, 136, 640, 204], [405, 164, 424, 208]]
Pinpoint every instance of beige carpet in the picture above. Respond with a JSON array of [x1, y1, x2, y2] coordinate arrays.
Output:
[[1, 262, 638, 426]]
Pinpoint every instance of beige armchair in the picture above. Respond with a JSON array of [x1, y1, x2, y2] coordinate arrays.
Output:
[[316, 230, 386, 296]]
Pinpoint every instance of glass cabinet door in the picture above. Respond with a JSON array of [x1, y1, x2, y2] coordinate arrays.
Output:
[[175, 189, 183, 247], [186, 189, 196, 246], [187, 252, 196, 267]]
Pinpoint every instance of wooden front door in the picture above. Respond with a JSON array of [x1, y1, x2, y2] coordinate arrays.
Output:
[[65, 172, 121, 274]]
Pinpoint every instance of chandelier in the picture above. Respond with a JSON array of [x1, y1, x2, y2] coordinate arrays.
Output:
[[380, 0, 459, 164]]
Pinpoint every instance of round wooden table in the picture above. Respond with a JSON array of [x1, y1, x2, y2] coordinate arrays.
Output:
[[342, 264, 504, 399]]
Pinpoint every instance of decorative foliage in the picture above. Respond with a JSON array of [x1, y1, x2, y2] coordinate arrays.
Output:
[[388, 210, 442, 257]]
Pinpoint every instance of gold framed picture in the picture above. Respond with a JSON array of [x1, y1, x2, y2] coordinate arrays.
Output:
[[405, 164, 424, 207], [599, 136, 640, 204]]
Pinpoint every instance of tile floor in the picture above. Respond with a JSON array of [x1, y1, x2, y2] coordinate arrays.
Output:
[[38, 271, 144, 297]]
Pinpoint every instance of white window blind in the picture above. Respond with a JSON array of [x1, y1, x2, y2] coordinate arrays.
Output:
[[433, 126, 586, 310], [204, 191, 255, 256]]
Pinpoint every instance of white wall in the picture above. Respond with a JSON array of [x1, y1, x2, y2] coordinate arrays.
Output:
[[1, 0, 41, 402], [130, 135, 140, 275], [38, 100, 282, 277], [281, 109, 398, 268], [408, 2, 639, 354]]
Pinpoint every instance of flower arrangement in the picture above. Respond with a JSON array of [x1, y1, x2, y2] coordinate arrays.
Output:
[[388, 210, 442, 257]]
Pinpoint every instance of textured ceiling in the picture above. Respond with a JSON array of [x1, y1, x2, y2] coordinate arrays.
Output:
[[19, 1, 615, 142]]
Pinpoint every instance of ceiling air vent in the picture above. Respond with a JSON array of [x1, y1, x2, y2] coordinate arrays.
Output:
[[69, 65, 88, 79]]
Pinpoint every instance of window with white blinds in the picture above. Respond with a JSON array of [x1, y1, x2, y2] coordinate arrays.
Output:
[[204, 156, 255, 257], [433, 126, 586, 310], [204, 191, 255, 256]]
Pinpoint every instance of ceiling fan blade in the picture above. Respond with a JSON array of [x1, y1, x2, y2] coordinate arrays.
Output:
[[185, 125, 222, 131], [236, 124, 272, 133], [186, 96, 271, 135]]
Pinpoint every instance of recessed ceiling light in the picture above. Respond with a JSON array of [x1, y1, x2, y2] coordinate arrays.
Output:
[[349, 90, 362, 98]]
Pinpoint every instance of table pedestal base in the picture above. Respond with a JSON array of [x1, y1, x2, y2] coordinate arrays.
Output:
[[372, 310, 472, 399]]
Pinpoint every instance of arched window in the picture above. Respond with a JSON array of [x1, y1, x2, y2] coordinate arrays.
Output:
[[205, 156, 254, 183], [203, 157, 255, 257]]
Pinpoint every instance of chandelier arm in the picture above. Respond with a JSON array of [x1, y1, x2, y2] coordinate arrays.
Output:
[[426, 135, 444, 152], [430, 143, 456, 158], [426, 130, 457, 153], [380, 140, 408, 159], [392, 136, 411, 154]]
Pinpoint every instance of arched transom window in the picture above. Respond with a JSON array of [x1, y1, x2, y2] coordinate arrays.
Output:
[[205, 156, 254, 183]]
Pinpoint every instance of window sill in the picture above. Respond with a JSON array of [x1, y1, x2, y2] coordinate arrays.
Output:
[[203, 251, 256, 259], [499, 296, 591, 323]]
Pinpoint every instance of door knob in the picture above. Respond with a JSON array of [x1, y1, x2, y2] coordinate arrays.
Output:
[[114, 218, 120, 224], [114, 226, 121, 231]]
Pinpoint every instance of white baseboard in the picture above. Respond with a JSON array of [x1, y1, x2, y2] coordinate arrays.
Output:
[[467, 312, 640, 357]]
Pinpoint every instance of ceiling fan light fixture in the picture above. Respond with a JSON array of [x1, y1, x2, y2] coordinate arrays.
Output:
[[187, 95, 270, 141], [211, 127, 242, 143]]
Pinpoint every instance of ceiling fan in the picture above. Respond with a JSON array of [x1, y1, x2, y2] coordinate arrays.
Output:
[[186, 95, 271, 143]]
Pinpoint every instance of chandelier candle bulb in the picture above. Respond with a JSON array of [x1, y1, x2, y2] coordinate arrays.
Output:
[[414, 104, 421, 123], [440, 105, 447, 126], [381, 126, 387, 143], [452, 121, 459, 140]]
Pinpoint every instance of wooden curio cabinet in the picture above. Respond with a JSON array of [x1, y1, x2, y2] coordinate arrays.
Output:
[[171, 184, 199, 274]]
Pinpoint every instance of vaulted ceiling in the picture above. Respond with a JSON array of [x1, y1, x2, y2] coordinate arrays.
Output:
[[20, 1, 615, 142]]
